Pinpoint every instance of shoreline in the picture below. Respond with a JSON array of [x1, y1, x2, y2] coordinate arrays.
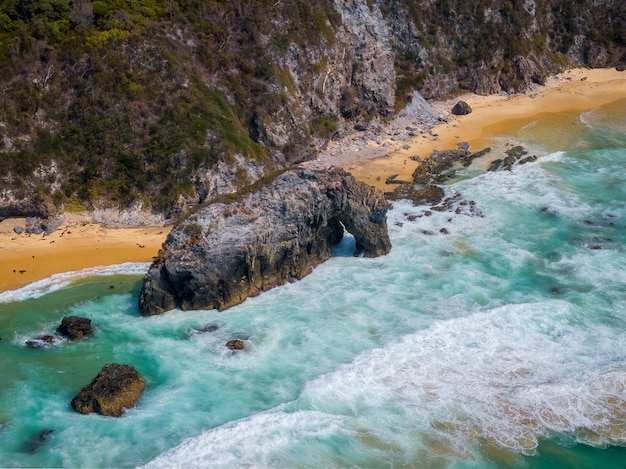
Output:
[[327, 68, 626, 188], [1, 68, 624, 295], [0, 214, 170, 293]]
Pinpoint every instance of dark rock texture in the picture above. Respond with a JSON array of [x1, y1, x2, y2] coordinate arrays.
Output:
[[409, 185, 446, 206], [451, 101, 472, 115], [138, 169, 391, 315], [71, 364, 145, 417], [56, 316, 93, 340], [411, 147, 491, 185]]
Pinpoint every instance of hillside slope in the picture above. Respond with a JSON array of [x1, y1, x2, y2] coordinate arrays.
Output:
[[0, 0, 623, 220]]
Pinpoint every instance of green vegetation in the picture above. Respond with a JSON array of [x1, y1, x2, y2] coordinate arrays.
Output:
[[0, 0, 623, 217], [383, 0, 624, 99], [0, 0, 340, 215]]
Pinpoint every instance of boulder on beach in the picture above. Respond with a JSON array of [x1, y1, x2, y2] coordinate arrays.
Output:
[[71, 364, 145, 417], [56, 316, 93, 340], [451, 100, 472, 115]]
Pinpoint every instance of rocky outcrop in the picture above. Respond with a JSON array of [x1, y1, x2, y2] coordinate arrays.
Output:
[[451, 101, 472, 115], [56, 316, 93, 340], [138, 169, 391, 315], [411, 147, 491, 185], [71, 364, 145, 417], [488, 145, 537, 171]]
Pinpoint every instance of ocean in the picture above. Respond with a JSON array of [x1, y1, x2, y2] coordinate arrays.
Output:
[[0, 99, 625, 468]]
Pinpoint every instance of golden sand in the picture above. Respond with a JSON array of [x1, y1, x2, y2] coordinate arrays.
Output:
[[1, 68, 623, 294], [344, 68, 626, 189], [0, 214, 170, 293]]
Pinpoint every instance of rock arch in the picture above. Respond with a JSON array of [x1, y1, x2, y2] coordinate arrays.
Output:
[[139, 169, 391, 315]]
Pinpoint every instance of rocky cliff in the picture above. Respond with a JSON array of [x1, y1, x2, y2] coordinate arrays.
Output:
[[0, 0, 623, 219], [138, 168, 391, 315]]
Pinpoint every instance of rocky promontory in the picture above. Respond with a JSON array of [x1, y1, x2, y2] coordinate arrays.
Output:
[[138, 169, 391, 315]]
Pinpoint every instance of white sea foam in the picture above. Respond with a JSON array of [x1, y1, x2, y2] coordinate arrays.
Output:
[[144, 302, 626, 467], [141, 409, 346, 468], [0, 262, 150, 303]]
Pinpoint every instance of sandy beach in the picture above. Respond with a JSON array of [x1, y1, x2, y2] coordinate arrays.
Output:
[[1, 68, 624, 294], [0, 214, 170, 292], [333, 68, 626, 188]]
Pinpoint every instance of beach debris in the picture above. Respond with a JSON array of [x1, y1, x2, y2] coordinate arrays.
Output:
[[56, 316, 93, 340], [71, 364, 145, 417], [451, 100, 472, 115]]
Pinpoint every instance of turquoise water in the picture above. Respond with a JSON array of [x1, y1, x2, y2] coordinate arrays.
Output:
[[1, 100, 625, 468]]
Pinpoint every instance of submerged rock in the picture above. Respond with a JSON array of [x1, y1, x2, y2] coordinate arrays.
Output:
[[226, 340, 245, 350], [22, 429, 55, 453], [71, 364, 145, 417], [409, 185, 445, 206], [56, 316, 93, 340], [138, 169, 391, 315], [25, 335, 57, 348]]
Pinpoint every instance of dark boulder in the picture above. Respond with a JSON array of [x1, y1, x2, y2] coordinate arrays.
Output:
[[71, 364, 145, 417], [451, 100, 472, 115], [56, 316, 93, 340], [138, 169, 391, 315]]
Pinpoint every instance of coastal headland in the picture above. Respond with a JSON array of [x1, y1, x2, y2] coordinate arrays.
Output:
[[1, 68, 624, 294]]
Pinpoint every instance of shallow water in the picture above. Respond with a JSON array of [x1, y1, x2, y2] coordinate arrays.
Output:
[[0, 99, 625, 468]]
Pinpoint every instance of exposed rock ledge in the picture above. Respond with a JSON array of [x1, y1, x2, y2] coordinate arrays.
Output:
[[138, 169, 391, 315]]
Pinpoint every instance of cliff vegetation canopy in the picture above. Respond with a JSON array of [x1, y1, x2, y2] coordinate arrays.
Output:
[[0, 0, 623, 217]]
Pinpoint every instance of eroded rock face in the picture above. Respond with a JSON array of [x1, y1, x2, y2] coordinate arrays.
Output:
[[138, 169, 391, 315], [56, 316, 93, 340], [71, 364, 145, 417]]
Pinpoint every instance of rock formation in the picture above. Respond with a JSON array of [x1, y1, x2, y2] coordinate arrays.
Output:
[[451, 101, 472, 115], [56, 316, 93, 340], [138, 169, 391, 315], [71, 364, 145, 417]]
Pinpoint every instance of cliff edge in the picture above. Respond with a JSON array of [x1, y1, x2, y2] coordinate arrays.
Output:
[[138, 169, 391, 315]]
